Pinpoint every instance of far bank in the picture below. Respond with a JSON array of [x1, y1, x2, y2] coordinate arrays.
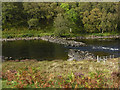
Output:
[[1, 30, 120, 42]]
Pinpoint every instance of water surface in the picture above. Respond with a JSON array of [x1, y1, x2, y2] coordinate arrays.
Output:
[[2, 38, 120, 60], [2, 40, 68, 60], [75, 39, 120, 57]]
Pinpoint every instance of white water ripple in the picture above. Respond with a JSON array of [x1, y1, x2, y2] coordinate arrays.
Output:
[[92, 46, 119, 51]]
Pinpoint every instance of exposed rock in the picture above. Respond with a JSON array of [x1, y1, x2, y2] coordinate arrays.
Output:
[[2, 56, 14, 62], [2, 36, 85, 47], [2, 37, 41, 41], [67, 49, 95, 61], [76, 35, 120, 39], [2, 35, 120, 42], [41, 36, 86, 47]]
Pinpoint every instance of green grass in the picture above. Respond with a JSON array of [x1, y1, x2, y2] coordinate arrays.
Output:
[[0, 30, 2, 38], [2, 28, 119, 39], [89, 32, 119, 36], [2, 29, 54, 38], [2, 80, 14, 88], [2, 58, 119, 88], [59, 32, 119, 37]]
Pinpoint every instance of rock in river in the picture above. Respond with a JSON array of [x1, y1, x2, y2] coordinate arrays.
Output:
[[41, 36, 86, 47], [68, 49, 95, 61]]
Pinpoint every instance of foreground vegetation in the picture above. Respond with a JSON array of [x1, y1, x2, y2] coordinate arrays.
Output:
[[2, 58, 119, 88]]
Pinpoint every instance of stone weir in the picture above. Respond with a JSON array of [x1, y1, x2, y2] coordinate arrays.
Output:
[[68, 49, 96, 61], [2, 36, 86, 47], [40, 36, 86, 47]]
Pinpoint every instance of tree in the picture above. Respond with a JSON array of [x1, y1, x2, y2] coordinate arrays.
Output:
[[60, 3, 79, 33], [54, 14, 70, 36], [83, 8, 102, 33], [107, 13, 118, 32], [2, 2, 119, 34], [2, 2, 25, 29], [23, 2, 57, 30]]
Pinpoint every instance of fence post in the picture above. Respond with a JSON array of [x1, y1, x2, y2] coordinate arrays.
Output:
[[100, 56, 101, 61], [103, 56, 105, 62], [112, 55, 114, 58], [103, 56, 105, 63], [106, 56, 107, 61], [97, 55, 100, 62], [110, 55, 111, 59]]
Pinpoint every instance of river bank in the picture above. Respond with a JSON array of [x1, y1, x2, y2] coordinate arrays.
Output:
[[2, 35, 120, 41], [2, 29, 120, 38], [2, 58, 119, 88], [1, 35, 120, 45]]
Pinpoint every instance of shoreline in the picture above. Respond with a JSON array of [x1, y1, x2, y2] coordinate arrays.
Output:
[[2, 57, 119, 62], [76, 35, 120, 39], [1, 35, 120, 42]]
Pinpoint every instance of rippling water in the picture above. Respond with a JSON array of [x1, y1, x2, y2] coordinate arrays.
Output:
[[75, 39, 120, 57]]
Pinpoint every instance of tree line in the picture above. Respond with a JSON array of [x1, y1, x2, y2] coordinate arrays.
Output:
[[2, 2, 119, 36]]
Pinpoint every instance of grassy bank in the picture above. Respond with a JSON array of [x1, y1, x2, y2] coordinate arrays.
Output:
[[2, 29, 120, 39], [2, 29, 54, 39], [2, 58, 119, 88]]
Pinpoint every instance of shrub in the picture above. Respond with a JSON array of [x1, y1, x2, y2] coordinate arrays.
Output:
[[22, 34, 34, 37], [27, 18, 39, 29], [6, 35, 13, 39]]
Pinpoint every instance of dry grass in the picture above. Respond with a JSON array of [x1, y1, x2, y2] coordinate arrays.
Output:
[[2, 58, 119, 88]]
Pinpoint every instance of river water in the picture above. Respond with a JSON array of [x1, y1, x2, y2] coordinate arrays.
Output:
[[2, 38, 120, 60]]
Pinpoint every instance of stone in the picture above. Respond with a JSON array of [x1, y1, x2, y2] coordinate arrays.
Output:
[[40, 36, 86, 47], [67, 49, 95, 61]]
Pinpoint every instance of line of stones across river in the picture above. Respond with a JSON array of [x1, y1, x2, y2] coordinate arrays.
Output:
[[2, 36, 86, 47]]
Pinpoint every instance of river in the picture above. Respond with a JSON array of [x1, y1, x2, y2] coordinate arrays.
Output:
[[2, 38, 120, 60]]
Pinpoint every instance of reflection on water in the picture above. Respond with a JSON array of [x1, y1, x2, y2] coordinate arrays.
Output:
[[2, 40, 68, 60], [2, 38, 120, 60]]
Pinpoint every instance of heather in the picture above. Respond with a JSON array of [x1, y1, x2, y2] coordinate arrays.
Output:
[[2, 58, 119, 88]]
